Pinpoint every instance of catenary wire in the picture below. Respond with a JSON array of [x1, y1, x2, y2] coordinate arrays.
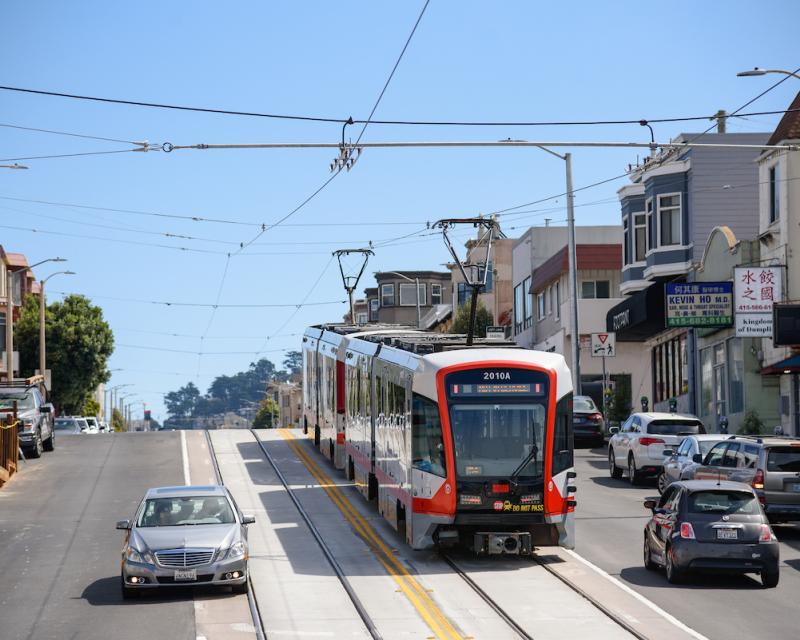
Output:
[[0, 149, 138, 162], [48, 290, 345, 308], [0, 122, 138, 144]]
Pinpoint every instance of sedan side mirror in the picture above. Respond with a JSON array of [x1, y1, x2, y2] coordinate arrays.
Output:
[[116, 519, 131, 530], [662, 449, 674, 457], [643, 498, 658, 512], [241, 514, 256, 525], [692, 453, 703, 464], [609, 426, 620, 435]]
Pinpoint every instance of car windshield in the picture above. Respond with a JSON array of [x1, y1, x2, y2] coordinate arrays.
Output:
[[688, 491, 759, 515], [77, 419, 89, 429], [0, 393, 34, 410], [648, 419, 705, 436], [137, 496, 235, 527], [573, 397, 597, 412], [767, 448, 800, 472], [699, 440, 723, 456], [449, 403, 547, 478], [54, 419, 77, 430]]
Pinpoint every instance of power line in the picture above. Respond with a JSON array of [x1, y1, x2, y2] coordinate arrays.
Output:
[[0, 122, 137, 144], [0, 149, 137, 162], [2, 84, 796, 128], [49, 289, 346, 308], [114, 327, 300, 340], [117, 343, 291, 356]]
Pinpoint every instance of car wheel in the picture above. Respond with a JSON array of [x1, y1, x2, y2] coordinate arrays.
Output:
[[121, 575, 139, 600], [643, 534, 657, 571], [664, 546, 685, 584], [762, 565, 780, 588], [657, 472, 668, 495], [27, 430, 43, 459], [609, 449, 623, 479], [231, 580, 248, 595], [628, 455, 641, 486], [43, 429, 55, 452]]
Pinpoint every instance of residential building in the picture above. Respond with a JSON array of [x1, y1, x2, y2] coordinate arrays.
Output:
[[0, 248, 36, 381], [447, 232, 514, 333], [345, 298, 369, 325], [608, 131, 769, 416], [370, 270, 452, 326], [754, 92, 800, 435]]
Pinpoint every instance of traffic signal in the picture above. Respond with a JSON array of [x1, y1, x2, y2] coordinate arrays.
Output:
[[144, 410, 152, 421]]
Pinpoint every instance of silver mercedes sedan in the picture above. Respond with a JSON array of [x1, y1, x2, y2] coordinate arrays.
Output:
[[117, 485, 255, 598]]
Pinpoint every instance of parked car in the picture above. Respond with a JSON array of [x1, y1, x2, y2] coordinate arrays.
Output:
[[572, 395, 605, 447], [54, 417, 86, 435], [98, 420, 111, 433], [0, 378, 55, 458], [683, 435, 800, 523], [608, 412, 705, 485], [643, 480, 779, 587], [84, 416, 101, 433], [658, 434, 728, 494], [117, 485, 255, 598]]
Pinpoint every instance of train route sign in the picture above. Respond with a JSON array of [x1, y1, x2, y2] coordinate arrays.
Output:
[[591, 332, 616, 357]]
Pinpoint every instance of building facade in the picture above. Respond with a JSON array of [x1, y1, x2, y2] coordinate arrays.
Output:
[[368, 271, 452, 326]]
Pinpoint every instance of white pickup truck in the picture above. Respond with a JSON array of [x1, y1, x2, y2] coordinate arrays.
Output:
[[608, 412, 706, 485]]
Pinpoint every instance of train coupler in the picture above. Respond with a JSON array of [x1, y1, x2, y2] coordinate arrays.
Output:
[[473, 531, 532, 555]]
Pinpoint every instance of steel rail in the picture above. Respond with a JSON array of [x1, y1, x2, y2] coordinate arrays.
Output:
[[439, 553, 534, 640], [532, 554, 650, 640], [204, 430, 267, 640], [248, 429, 383, 640]]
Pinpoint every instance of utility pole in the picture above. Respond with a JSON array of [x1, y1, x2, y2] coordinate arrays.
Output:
[[434, 217, 497, 346], [333, 248, 374, 323], [5, 271, 13, 381], [565, 153, 581, 395]]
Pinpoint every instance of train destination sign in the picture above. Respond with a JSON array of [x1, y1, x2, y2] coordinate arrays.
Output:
[[450, 383, 543, 396], [665, 282, 733, 327]]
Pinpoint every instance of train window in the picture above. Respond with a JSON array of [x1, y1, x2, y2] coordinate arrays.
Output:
[[551, 393, 574, 476], [412, 394, 446, 477]]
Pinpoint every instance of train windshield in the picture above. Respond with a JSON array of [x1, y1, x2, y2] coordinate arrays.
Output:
[[446, 368, 549, 479]]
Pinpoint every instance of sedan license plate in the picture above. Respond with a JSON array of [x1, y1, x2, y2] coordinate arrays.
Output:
[[174, 568, 197, 581], [716, 528, 738, 540]]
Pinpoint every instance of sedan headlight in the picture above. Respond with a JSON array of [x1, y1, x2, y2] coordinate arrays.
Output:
[[21, 419, 34, 431], [125, 546, 153, 564], [223, 541, 246, 560]]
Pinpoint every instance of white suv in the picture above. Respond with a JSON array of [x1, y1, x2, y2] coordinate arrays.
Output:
[[608, 412, 706, 485]]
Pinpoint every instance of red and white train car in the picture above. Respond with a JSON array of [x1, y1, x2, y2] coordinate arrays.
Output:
[[302, 325, 576, 553]]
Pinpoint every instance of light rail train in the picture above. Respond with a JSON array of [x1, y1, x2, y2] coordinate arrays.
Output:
[[301, 324, 576, 554]]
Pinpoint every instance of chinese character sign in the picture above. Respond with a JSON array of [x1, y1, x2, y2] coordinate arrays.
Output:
[[665, 282, 733, 328], [734, 267, 782, 314]]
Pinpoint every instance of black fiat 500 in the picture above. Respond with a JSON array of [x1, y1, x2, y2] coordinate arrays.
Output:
[[642, 480, 780, 587]]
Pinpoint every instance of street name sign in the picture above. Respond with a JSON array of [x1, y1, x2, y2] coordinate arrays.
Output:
[[485, 326, 506, 342], [591, 332, 616, 357], [665, 282, 733, 327]]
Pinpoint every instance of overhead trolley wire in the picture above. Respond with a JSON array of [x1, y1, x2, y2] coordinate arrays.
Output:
[[0, 121, 138, 144], [48, 289, 345, 308]]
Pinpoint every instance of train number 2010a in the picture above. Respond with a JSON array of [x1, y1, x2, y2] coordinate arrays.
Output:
[[483, 371, 511, 381]]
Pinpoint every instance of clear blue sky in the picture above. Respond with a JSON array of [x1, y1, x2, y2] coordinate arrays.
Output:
[[1, 1, 797, 421]]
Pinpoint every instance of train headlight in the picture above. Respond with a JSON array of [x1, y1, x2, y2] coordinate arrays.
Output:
[[459, 494, 482, 506]]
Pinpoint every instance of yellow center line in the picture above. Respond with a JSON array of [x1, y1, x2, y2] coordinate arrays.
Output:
[[271, 429, 464, 640]]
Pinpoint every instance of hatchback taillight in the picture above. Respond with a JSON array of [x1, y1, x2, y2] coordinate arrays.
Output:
[[589, 413, 603, 423], [640, 437, 665, 447], [680, 522, 695, 539], [759, 524, 777, 543], [752, 469, 765, 490]]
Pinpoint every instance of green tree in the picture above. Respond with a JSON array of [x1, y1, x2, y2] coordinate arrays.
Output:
[[740, 410, 764, 435], [283, 351, 302, 376], [252, 396, 279, 428], [164, 382, 201, 417], [83, 397, 101, 417], [450, 300, 494, 338], [111, 407, 126, 432], [16, 294, 114, 414]]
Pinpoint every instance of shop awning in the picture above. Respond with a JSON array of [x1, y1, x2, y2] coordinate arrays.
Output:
[[606, 282, 665, 341], [761, 354, 800, 376]]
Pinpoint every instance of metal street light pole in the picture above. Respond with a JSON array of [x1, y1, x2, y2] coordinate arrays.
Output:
[[38, 270, 75, 383], [384, 271, 421, 328], [737, 68, 800, 80], [565, 152, 581, 395]]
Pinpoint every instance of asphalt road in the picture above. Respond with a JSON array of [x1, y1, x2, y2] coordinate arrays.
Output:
[[0, 432, 195, 640], [573, 444, 800, 640]]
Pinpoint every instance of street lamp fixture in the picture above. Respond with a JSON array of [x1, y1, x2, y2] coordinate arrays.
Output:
[[37, 270, 75, 384], [736, 68, 800, 80]]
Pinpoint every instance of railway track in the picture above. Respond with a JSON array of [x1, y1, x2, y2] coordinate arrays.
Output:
[[204, 430, 267, 640]]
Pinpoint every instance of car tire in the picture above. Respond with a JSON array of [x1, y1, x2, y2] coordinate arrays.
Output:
[[121, 576, 139, 600], [231, 580, 248, 595], [643, 534, 657, 571], [664, 545, 685, 584], [27, 429, 43, 459], [43, 430, 55, 452], [628, 455, 642, 486], [657, 472, 668, 495], [609, 449, 623, 479], [762, 566, 780, 589]]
